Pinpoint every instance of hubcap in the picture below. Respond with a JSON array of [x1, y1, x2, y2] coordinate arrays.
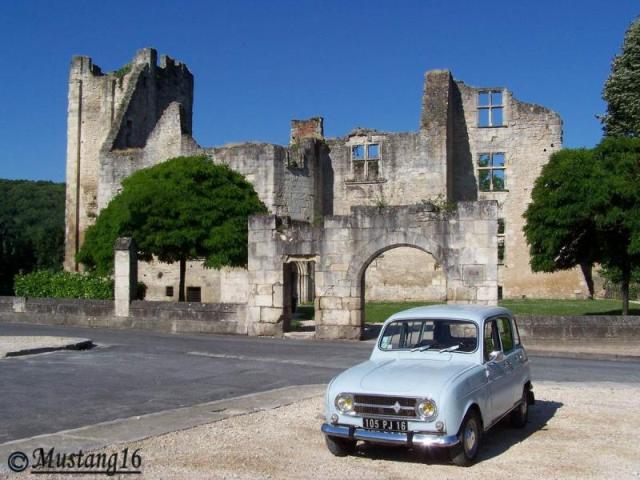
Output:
[[463, 420, 477, 455]]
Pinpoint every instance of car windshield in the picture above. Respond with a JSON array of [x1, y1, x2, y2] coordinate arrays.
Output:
[[379, 319, 478, 353]]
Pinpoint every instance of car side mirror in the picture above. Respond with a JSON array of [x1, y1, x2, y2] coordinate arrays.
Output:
[[489, 350, 504, 363]]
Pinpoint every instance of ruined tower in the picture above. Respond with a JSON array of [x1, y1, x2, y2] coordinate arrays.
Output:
[[64, 48, 196, 271]]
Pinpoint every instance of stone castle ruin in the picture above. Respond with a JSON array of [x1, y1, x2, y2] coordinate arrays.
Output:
[[64, 48, 588, 338]]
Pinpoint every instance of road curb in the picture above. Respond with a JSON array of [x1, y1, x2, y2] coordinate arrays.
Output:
[[0, 384, 325, 473], [3, 339, 93, 358]]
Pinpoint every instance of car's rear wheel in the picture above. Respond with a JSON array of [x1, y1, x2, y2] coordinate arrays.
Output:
[[449, 411, 482, 467], [511, 387, 529, 428], [324, 435, 356, 457]]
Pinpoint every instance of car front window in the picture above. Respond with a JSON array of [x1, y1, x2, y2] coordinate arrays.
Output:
[[379, 319, 478, 353]]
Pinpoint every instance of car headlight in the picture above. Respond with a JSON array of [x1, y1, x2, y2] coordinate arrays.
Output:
[[334, 393, 355, 414], [415, 398, 437, 420]]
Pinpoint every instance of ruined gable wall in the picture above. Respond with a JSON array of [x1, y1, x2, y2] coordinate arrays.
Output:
[[454, 81, 587, 298], [326, 131, 446, 215]]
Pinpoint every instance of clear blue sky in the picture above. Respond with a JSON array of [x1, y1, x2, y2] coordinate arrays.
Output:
[[0, 0, 637, 182]]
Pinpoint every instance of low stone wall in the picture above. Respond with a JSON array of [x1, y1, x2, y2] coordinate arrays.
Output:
[[0, 297, 246, 335], [516, 315, 640, 342]]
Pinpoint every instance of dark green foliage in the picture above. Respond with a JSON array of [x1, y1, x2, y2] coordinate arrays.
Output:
[[524, 139, 640, 314], [602, 17, 640, 137], [523, 149, 599, 284], [0, 179, 65, 294], [590, 137, 640, 314], [14, 270, 113, 299], [77, 156, 267, 300]]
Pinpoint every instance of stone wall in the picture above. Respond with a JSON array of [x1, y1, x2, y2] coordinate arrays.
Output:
[[139, 259, 248, 304], [515, 315, 640, 343], [0, 296, 245, 335], [247, 202, 498, 339], [365, 247, 446, 301], [452, 79, 586, 299]]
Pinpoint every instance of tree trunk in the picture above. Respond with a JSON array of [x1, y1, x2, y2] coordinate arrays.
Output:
[[621, 259, 631, 316], [179, 256, 186, 302], [579, 262, 595, 299]]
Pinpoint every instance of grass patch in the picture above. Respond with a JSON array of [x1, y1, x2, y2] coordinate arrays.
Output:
[[499, 298, 640, 316], [292, 298, 639, 326], [364, 301, 440, 323]]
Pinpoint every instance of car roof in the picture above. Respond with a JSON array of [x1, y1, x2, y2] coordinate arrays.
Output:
[[384, 304, 512, 325]]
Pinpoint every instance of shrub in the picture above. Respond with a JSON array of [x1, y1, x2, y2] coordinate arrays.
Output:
[[14, 270, 114, 300]]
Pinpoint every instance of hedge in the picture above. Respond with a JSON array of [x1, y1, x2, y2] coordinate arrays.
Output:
[[13, 270, 114, 300]]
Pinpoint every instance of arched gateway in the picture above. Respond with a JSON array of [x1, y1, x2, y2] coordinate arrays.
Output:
[[247, 202, 498, 340]]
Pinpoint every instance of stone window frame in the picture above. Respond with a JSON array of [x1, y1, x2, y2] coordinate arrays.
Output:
[[477, 90, 505, 128], [348, 141, 383, 183], [477, 152, 507, 192], [497, 218, 505, 265]]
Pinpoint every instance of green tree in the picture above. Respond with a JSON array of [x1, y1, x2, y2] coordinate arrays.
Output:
[[77, 156, 267, 301], [0, 179, 65, 294], [602, 17, 640, 137], [523, 149, 599, 298], [590, 137, 640, 315], [524, 139, 640, 315]]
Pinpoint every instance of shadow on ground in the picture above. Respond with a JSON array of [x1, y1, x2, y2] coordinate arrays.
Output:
[[351, 399, 563, 465]]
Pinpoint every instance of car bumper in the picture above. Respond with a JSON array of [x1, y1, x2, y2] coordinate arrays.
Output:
[[321, 423, 459, 448]]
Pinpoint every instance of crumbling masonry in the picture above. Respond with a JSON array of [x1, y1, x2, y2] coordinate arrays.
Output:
[[64, 48, 588, 338]]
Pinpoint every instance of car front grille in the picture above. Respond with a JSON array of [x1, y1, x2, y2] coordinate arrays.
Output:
[[353, 394, 417, 418]]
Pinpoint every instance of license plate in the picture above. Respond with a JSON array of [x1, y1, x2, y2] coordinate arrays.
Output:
[[362, 418, 408, 432]]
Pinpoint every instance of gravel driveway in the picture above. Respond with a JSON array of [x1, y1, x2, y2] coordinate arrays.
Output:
[[23, 381, 635, 480]]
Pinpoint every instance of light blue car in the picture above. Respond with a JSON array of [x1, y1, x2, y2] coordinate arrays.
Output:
[[321, 305, 534, 466]]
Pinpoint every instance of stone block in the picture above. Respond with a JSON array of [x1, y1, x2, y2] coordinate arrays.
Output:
[[316, 325, 361, 340], [256, 284, 273, 295], [247, 306, 261, 325], [342, 296, 362, 310], [254, 294, 273, 307], [260, 307, 283, 323], [272, 284, 284, 308], [250, 321, 283, 337], [319, 296, 342, 310], [320, 309, 351, 325]]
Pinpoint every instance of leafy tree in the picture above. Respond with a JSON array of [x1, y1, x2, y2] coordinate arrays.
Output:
[[0, 179, 65, 294], [602, 17, 640, 137], [524, 139, 640, 314], [523, 149, 599, 298], [590, 137, 640, 314], [77, 156, 267, 301]]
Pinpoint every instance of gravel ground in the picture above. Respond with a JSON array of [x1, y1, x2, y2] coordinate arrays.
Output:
[[20, 381, 639, 480], [0, 336, 90, 357]]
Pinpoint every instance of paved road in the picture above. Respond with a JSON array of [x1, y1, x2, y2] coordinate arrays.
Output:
[[1, 322, 639, 444]]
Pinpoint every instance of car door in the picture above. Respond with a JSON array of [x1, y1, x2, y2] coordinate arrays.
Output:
[[495, 316, 522, 408], [483, 318, 513, 424]]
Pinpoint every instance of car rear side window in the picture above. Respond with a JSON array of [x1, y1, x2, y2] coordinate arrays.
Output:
[[496, 317, 515, 353]]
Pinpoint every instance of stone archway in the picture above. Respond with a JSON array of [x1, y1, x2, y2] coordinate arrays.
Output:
[[356, 243, 444, 327], [247, 202, 498, 340]]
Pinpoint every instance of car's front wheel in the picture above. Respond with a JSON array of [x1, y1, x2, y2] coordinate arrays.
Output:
[[449, 411, 482, 467], [324, 435, 356, 457]]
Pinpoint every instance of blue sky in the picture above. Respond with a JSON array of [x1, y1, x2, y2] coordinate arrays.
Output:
[[0, 0, 637, 182]]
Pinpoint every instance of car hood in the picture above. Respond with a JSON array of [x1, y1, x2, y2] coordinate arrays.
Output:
[[333, 358, 475, 399]]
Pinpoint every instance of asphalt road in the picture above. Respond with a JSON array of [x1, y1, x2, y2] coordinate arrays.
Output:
[[1, 322, 639, 444]]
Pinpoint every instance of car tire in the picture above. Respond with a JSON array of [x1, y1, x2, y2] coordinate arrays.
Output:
[[324, 435, 356, 457], [449, 411, 482, 467], [511, 388, 529, 428]]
